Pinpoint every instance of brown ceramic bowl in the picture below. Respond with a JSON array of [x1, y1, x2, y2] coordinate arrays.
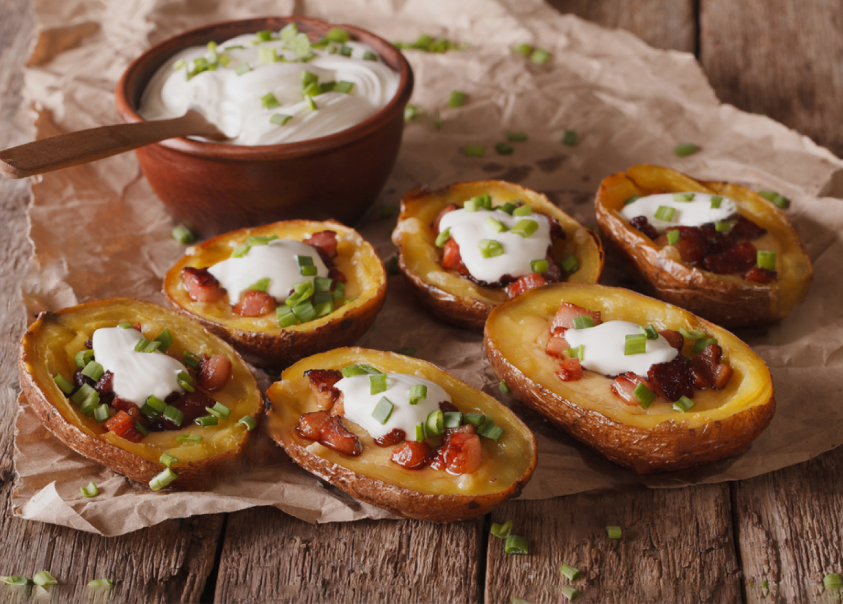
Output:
[[115, 17, 413, 237]]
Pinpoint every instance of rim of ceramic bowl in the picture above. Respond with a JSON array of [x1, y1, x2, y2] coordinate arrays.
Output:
[[115, 16, 414, 160]]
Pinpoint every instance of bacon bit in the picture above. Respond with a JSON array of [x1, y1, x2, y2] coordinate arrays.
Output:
[[94, 370, 114, 394], [690, 343, 733, 390], [233, 290, 276, 317], [432, 203, 458, 235], [659, 329, 685, 351], [305, 369, 343, 410], [506, 272, 546, 298], [703, 242, 757, 275], [441, 238, 469, 275], [151, 391, 217, 431], [331, 397, 345, 417], [630, 215, 660, 240], [690, 366, 711, 389], [303, 230, 338, 261], [196, 354, 232, 391], [374, 429, 406, 447], [710, 363, 734, 389], [84, 339, 93, 349], [556, 358, 583, 381], [729, 215, 767, 241], [103, 410, 145, 442], [181, 267, 225, 303], [610, 373, 657, 406], [328, 267, 347, 283], [296, 410, 331, 440], [391, 440, 432, 469], [433, 429, 482, 475], [550, 302, 602, 335], [542, 249, 565, 283], [662, 227, 705, 264], [132, 323, 143, 333], [319, 415, 363, 456], [546, 335, 570, 358], [648, 355, 695, 402], [73, 369, 91, 389], [743, 266, 777, 283], [439, 401, 459, 413]]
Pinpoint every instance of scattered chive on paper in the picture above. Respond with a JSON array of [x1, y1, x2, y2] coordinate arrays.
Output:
[[80, 481, 99, 498], [759, 190, 789, 209], [448, 90, 467, 107], [404, 104, 420, 121], [512, 43, 532, 56], [463, 145, 485, 157], [674, 143, 699, 157], [562, 130, 577, 146], [506, 131, 528, 142], [495, 142, 514, 155], [530, 48, 551, 64], [172, 225, 196, 244]]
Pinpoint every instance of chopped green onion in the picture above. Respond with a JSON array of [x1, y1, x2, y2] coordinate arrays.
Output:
[[673, 395, 695, 413], [134, 421, 149, 437], [370, 373, 387, 395], [693, 337, 718, 353], [715, 220, 732, 233], [74, 349, 94, 369], [572, 316, 594, 330], [339, 44, 352, 57], [149, 467, 178, 491], [560, 585, 578, 601], [511, 219, 538, 238], [195, 415, 218, 427], [478, 239, 504, 258], [117, 323, 133, 329], [306, 96, 318, 111], [486, 216, 507, 233], [183, 351, 201, 369], [625, 333, 648, 355], [326, 27, 350, 43], [302, 81, 320, 98], [32, 571, 58, 586], [134, 337, 161, 353], [154, 328, 173, 352], [313, 276, 333, 293], [160, 452, 178, 467], [409, 384, 427, 405], [560, 564, 581, 581], [172, 225, 196, 244], [426, 410, 445, 436], [504, 534, 529, 554], [478, 419, 504, 440], [173, 59, 186, 70], [414, 423, 426, 441], [239, 415, 257, 431], [512, 43, 532, 56], [404, 104, 420, 121], [491, 520, 513, 539], [141, 395, 167, 420], [93, 404, 110, 423], [71, 383, 99, 409], [54, 373, 74, 395], [448, 90, 466, 107], [495, 142, 514, 155], [87, 579, 113, 587], [654, 206, 675, 222], [258, 46, 277, 64], [606, 525, 622, 539], [177, 371, 195, 393], [499, 380, 511, 394], [0, 576, 30, 585], [80, 481, 99, 498], [463, 145, 485, 157], [757, 250, 776, 271], [623, 195, 641, 206], [530, 48, 551, 64], [477, 194, 493, 209], [341, 365, 366, 378], [443, 411, 463, 428], [176, 434, 203, 445], [255, 29, 273, 42], [224, 44, 243, 51], [261, 92, 280, 109], [372, 397, 394, 425], [394, 347, 416, 356], [562, 130, 577, 146], [292, 300, 317, 323], [633, 383, 655, 409], [500, 202, 517, 214], [710, 195, 723, 209], [163, 405, 184, 427], [314, 299, 335, 317], [759, 190, 789, 209], [823, 573, 843, 588], [679, 328, 705, 340], [319, 81, 336, 93], [270, 113, 292, 126], [333, 282, 346, 300], [206, 402, 231, 419], [561, 255, 579, 273], [565, 345, 584, 361], [674, 143, 699, 157], [530, 259, 549, 273], [362, 50, 377, 61], [673, 193, 695, 202], [641, 324, 659, 340], [464, 412, 485, 426], [666, 229, 681, 245], [506, 131, 528, 142], [435, 226, 451, 248], [333, 81, 354, 94], [235, 63, 251, 76]]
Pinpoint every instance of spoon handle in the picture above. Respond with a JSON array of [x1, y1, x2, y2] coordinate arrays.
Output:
[[0, 110, 225, 179]]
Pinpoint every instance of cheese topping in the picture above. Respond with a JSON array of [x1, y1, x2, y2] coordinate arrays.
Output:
[[91, 327, 186, 406], [564, 320, 678, 377], [335, 373, 451, 441], [207, 239, 329, 304], [438, 208, 553, 283], [620, 192, 737, 232]]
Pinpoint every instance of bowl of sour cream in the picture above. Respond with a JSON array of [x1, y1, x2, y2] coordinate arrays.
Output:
[[115, 17, 413, 236]]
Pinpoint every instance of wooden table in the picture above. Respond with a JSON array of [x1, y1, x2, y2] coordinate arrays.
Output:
[[1, 1, 841, 602]]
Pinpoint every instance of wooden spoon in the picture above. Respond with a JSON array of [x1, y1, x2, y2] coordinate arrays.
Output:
[[0, 110, 228, 179]]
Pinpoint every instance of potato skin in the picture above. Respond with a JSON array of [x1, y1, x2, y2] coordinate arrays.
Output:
[[595, 165, 812, 327], [19, 299, 264, 490], [265, 348, 537, 522], [163, 220, 387, 369], [392, 180, 604, 331], [484, 283, 776, 473]]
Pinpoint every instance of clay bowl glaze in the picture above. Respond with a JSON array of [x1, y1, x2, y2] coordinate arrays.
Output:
[[116, 17, 414, 237]]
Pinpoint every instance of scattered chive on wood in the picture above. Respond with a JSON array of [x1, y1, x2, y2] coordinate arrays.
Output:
[[824, 573, 843, 589], [606, 525, 622, 539], [87, 579, 113, 587], [560, 564, 582, 581], [32, 571, 58, 586], [504, 534, 529, 554], [0, 576, 30, 585], [559, 585, 579, 601], [463, 145, 485, 157], [404, 104, 420, 121], [674, 142, 699, 157], [491, 519, 513, 539]]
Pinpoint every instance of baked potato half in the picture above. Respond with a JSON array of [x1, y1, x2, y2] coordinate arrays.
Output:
[[19, 298, 263, 490], [164, 220, 386, 369], [391, 180, 604, 331], [265, 347, 537, 522], [595, 164, 812, 327], [484, 282, 775, 473]]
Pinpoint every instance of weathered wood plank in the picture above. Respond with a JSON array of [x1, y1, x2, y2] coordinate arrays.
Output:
[[485, 485, 741, 604], [215, 507, 483, 603], [548, 0, 696, 52]]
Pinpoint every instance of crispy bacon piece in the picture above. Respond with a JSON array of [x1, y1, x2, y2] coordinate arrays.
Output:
[[659, 329, 685, 351], [542, 248, 565, 283], [103, 410, 145, 443], [111, 396, 148, 427], [690, 343, 734, 390], [375, 429, 406, 447], [233, 290, 276, 317], [181, 267, 225, 303], [611, 373, 658, 406], [556, 358, 583, 382], [729, 215, 767, 241], [661, 227, 705, 264], [550, 302, 602, 335], [441, 238, 469, 275], [546, 335, 570, 359], [132, 323, 143, 333], [432, 203, 458, 235], [391, 440, 432, 469], [305, 369, 343, 410], [432, 425, 482, 475], [150, 391, 217, 431], [319, 415, 363, 456], [648, 355, 695, 402], [702, 242, 757, 275], [328, 267, 347, 283], [439, 401, 459, 413], [197, 354, 232, 391], [743, 266, 777, 283], [630, 216, 659, 240], [296, 410, 331, 440], [303, 230, 338, 261], [506, 273, 546, 298], [94, 370, 114, 394]]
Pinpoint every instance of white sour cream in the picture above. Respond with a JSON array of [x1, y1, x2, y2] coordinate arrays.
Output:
[[91, 327, 186, 406], [335, 373, 451, 441], [207, 239, 329, 304], [620, 193, 737, 232], [564, 320, 678, 377], [438, 208, 553, 283], [139, 33, 400, 145]]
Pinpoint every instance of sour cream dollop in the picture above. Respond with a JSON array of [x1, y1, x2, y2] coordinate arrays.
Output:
[[207, 239, 329, 304], [335, 373, 450, 441], [620, 193, 737, 233], [438, 208, 553, 283], [91, 327, 187, 406], [139, 30, 400, 145], [564, 320, 678, 377]]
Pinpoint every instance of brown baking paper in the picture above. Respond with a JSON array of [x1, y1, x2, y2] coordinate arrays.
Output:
[[11, 0, 843, 536]]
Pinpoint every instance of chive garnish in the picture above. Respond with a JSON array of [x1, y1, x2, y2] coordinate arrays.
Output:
[[206, 402, 231, 419], [319, 81, 336, 93], [478, 419, 504, 440], [564, 345, 584, 361], [623, 195, 641, 205], [141, 395, 167, 420], [530, 259, 548, 274], [673, 395, 695, 412], [134, 337, 161, 353], [641, 324, 659, 340], [370, 373, 387, 395], [326, 27, 350, 43], [270, 113, 292, 126], [163, 405, 184, 427], [478, 239, 504, 258], [87, 579, 113, 587], [633, 383, 655, 409], [448, 90, 467, 108], [624, 334, 646, 355], [258, 46, 278, 64], [561, 255, 579, 273], [674, 143, 699, 157], [32, 571, 58, 586], [560, 564, 581, 581], [693, 337, 718, 353], [506, 131, 528, 142], [314, 299, 335, 317], [277, 305, 297, 327], [425, 410, 445, 437], [562, 130, 577, 146], [333, 81, 354, 94], [260, 92, 280, 109], [512, 204, 533, 217], [117, 323, 133, 329], [149, 467, 178, 491], [292, 300, 317, 322], [394, 347, 416, 356], [654, 206, 675, 222], [53, 373, 74, 395], [715, 221, 732, 233], [71, 384, 99, 410], [443, 411, 462, 428], [74, 349, 94, 369], [757, 250, 776, 270], [491, 520, 513, 538], [195, 415, 218, 427], [176, 434, 202, 445], [341, 364, 367, 378], [572, 316, 594, 330], [435, 227, 451, 248], [500, 202, 517, 214], [606, 525, 622, 539], [183, 350, 200, 369], [530, 48, 551, 64], [679, 328, 705, 340], [404, 104, 420, 121], [499, 380, 511, 395], [362, 50, 377, 61], [486, 216, 507, 233], [93, 404, 110, 423], [172, 225, 196, 244], [160, 452, 178, 467], [306, 96, 318, 111], [559, 585, 578, 601], [512, 43, 532, 56], [673, 193, 694, 202], [408, 384, 427, 405], [463, 145, 485, 157], [239, 415, 257, 431], [372, 397, 394, 424], [414, 423, 426, 441], [464, 412, 485, 426], [759, 190, 789, 209], [510, 219, 538, 238], [666, 229, 681, 245], [339, 44, 352, 57], [80, 481, 99, 498], [710, 195, 723, 208], [504, 534, 529, 554], [235, 63, 251, 76], [495, 142, 514, 155], [824, 573, 843, 589], [255, 30, 273, 42]]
